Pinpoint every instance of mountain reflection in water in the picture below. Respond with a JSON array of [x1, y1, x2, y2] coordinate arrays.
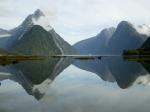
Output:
[[0, 57, 72, 100], [74, 56, 150, 88], [0, 56, 150, 112]]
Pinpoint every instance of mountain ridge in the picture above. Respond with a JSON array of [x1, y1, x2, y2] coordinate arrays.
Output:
[[0, 9, 76, 55], [74, 21, 149, 55]]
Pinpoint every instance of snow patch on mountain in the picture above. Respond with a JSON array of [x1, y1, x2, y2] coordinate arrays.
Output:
[[32, 79, 52, 94]]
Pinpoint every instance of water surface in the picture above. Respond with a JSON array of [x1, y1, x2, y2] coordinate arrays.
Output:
[[0, 56, 150, 112]]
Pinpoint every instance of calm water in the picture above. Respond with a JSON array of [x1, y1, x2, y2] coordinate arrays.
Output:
[[0, 56, 150, 112]]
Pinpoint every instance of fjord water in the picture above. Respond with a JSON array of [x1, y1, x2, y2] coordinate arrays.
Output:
[[0, 56, 150, 112]]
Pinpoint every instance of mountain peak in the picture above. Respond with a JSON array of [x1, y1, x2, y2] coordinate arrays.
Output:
[[22, 9, 52, 32], [97, 27, 116, 40], [9, 9, 53, 41], [101, 27, 116, 34], [34, 9, 45, 18], [115, 21, 137, 35], [118, 21, 133, 28], [117, 21, 150, 37]]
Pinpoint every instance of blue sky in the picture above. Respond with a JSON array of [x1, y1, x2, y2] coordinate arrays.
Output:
[[0, 0, 150, 44]]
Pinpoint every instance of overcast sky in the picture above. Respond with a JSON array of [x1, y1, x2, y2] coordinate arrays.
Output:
[[0, 0, 150, 44]]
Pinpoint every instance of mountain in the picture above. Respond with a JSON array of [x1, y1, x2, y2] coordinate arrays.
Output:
[[107, 57, 148, 89], [10, 25, 61, 55], [108, 21, 149, 54], [0, 29, 11, 48], [74, 27, 115, 54], [141, 37, 150, 49], [0, 48, 11, 55], [142, 62, 150, 73], [73, 58, 115, 82], [6, 9, 76, 55], [4, 57, 72, 100], [7, 9, 52, 47], [123, 36, 150, 57], [49, 29, 76, 54], [74, 21, 149, 55], [74, 57, 149, 89]]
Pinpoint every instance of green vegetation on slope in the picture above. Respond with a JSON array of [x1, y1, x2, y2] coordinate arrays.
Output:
[[10, 25, 61, 56], [123, 37, 150, 60], [123, 49, 150, 55]]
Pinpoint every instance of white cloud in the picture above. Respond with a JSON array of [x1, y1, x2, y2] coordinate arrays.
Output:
[[0, 0, 150, 44]]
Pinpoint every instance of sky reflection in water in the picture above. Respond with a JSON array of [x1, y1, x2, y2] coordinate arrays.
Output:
[[0, 57, 150, 112]]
